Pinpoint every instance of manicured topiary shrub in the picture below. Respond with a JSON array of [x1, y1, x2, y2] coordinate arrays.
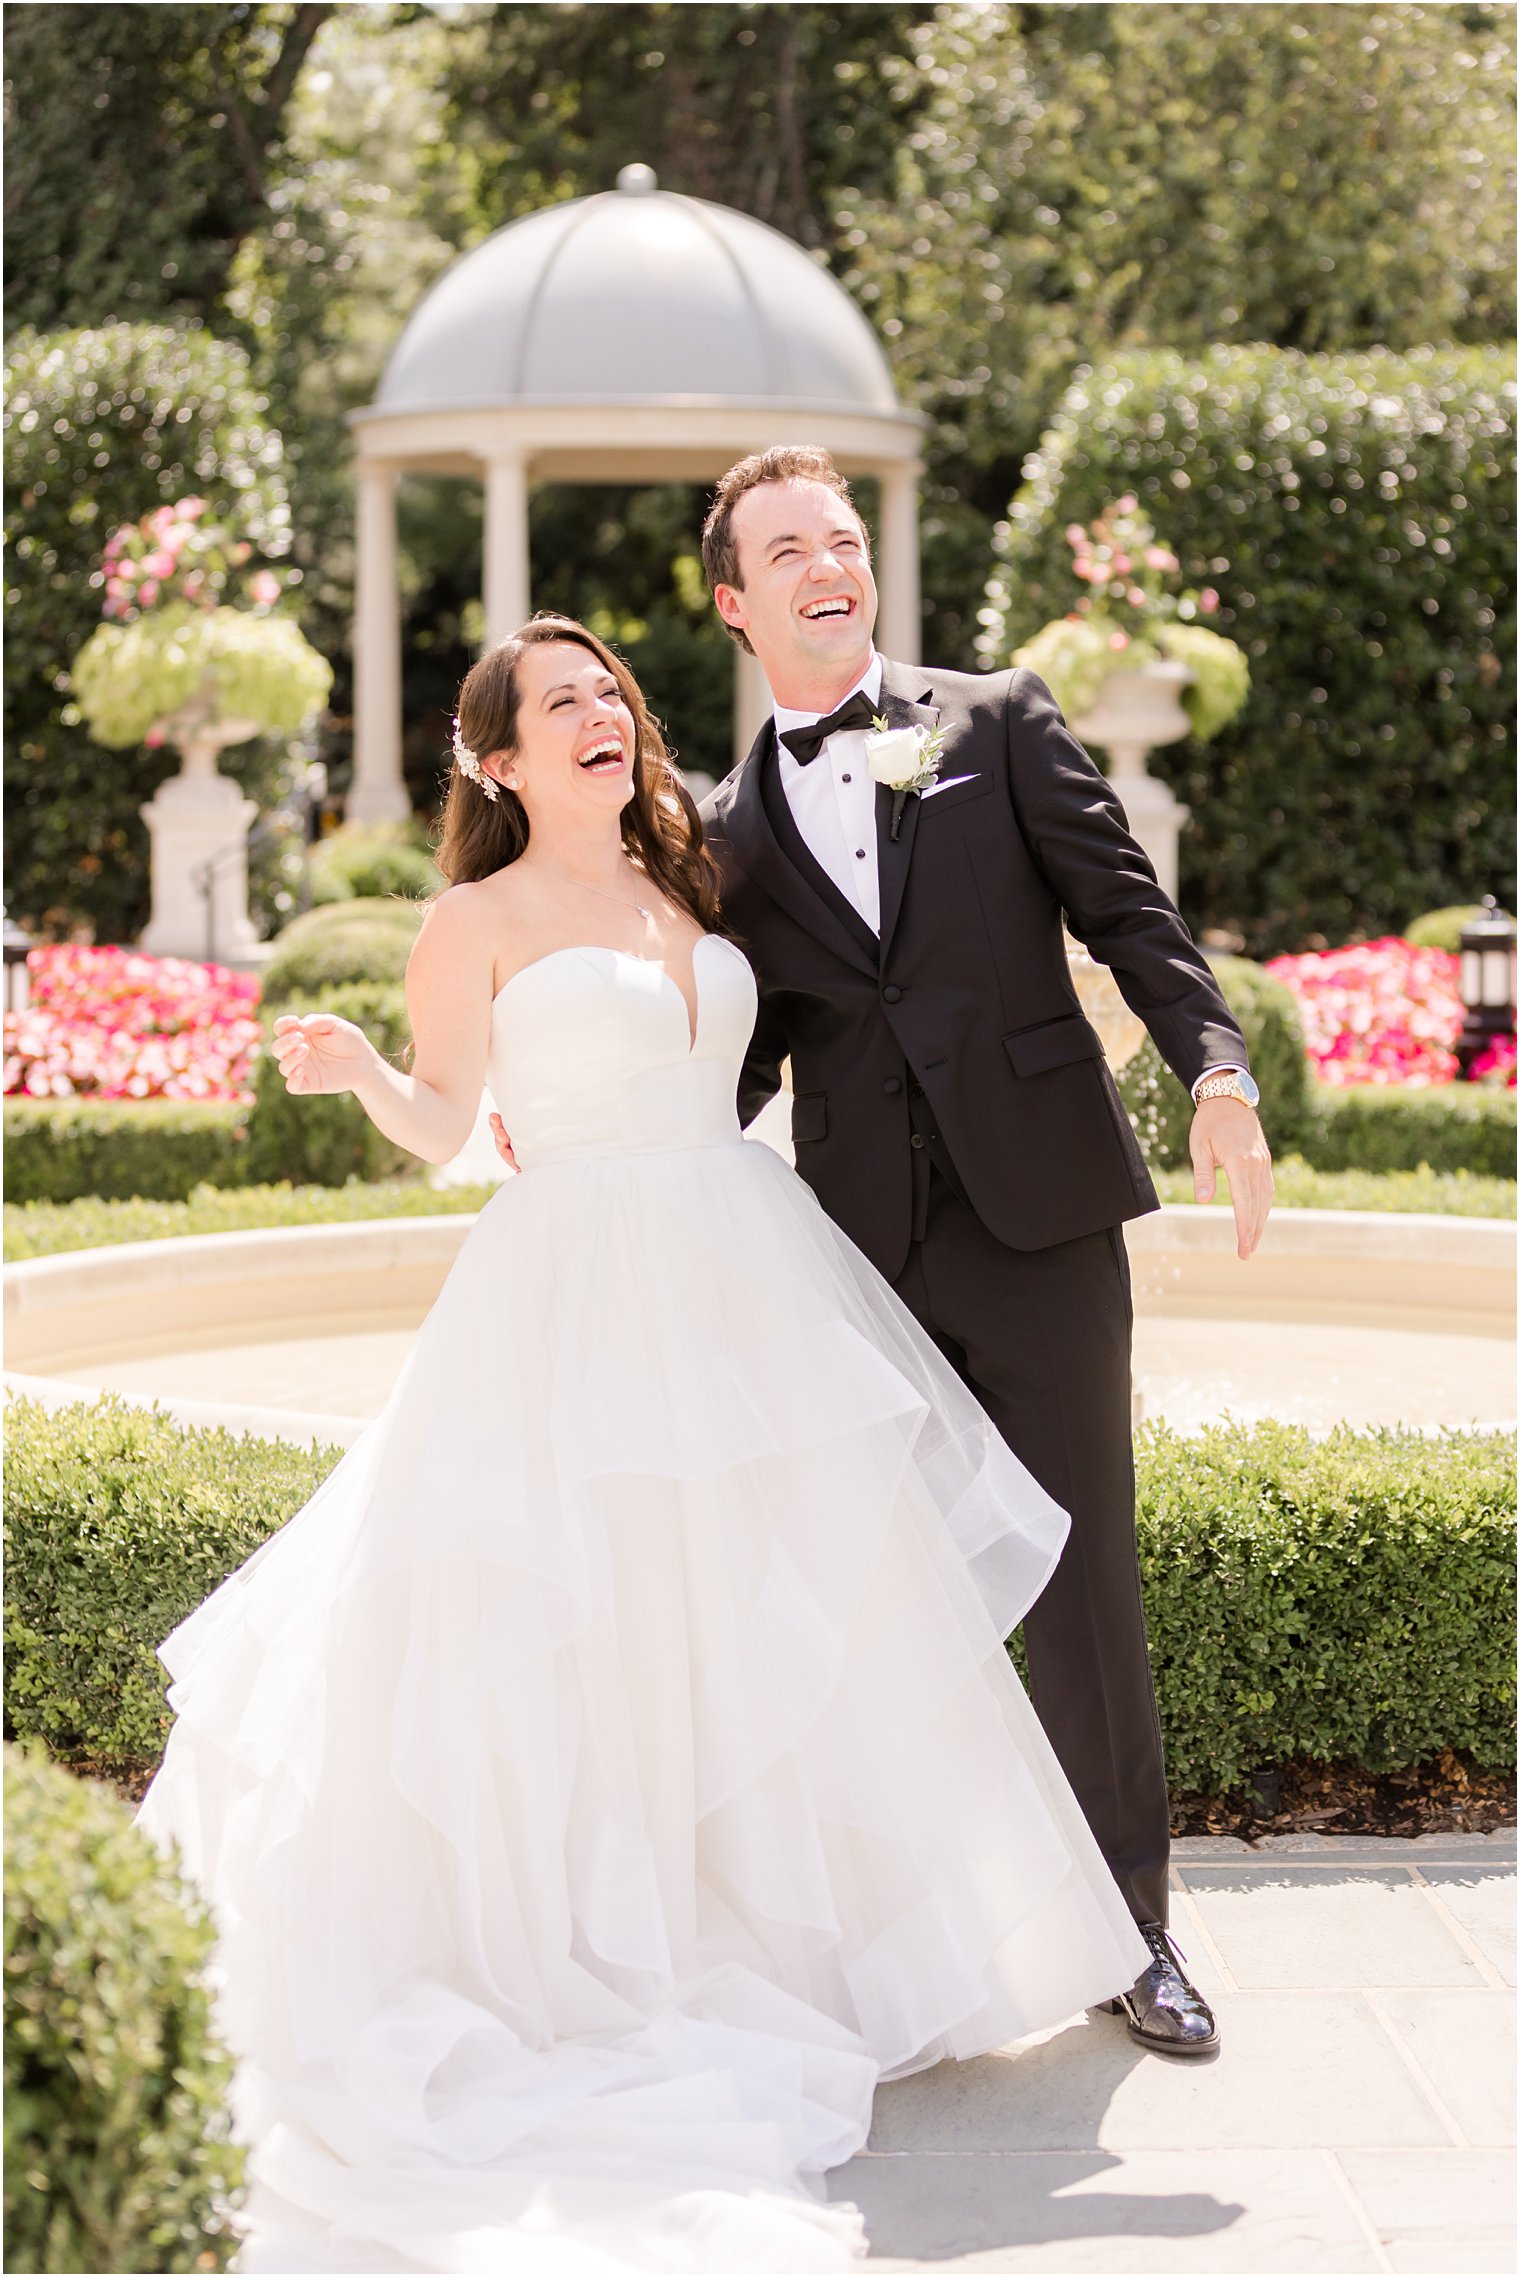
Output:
[[1403, 904, 1489, 952], [1306, 1082, 1517, 1178], [1, 1097, 252, 1204], [3, 1743, 243, 2272], [4, 1397, 335, 1778], [307, 823, 443, 906], [7, 1396, 1511, 1798], [243, 978, 417, 1186], [983, 343, 1515, 956], [1116, 951, 1312, 1171], [259, 900, 423, 1005]]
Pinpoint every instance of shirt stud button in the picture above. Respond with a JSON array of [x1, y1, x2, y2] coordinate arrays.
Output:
[[855, 848, 867, 859], [841, 772, 852, 783]]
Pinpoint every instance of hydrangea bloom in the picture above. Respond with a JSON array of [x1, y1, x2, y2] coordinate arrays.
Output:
[[3, 945, 263, 1103], [1263, 936, 1470, 1087]]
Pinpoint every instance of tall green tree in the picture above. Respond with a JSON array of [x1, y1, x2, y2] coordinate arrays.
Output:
[[3, 2, 333, 333]]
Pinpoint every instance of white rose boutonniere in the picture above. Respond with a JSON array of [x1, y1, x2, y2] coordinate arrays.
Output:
[[865, 714, 949, 839]]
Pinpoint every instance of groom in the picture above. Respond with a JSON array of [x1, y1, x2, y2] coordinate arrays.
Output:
[[694, 446, 1273, 2057]]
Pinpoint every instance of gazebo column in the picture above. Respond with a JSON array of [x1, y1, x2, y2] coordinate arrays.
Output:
[[348, 460, 411, 824], [732, 647, 772, 772], [874, 461, 922, 665], [483, 451, 531, 645]]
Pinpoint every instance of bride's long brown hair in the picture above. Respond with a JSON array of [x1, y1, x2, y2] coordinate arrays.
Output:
[[432, 615, 724, 933]]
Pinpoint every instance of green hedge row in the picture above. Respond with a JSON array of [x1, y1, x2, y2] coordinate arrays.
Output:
[[3, 1743, 243, 2272], [1309, 1083, 1517, 1179], [4, 980, 419, 1202], [985, 343, 1516, 957], [4, 1178, 498, 1261], [5, 1395, 1512, 1798]]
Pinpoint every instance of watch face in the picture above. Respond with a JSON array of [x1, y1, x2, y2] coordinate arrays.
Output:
[[1234, 1070, 1261, 1106]]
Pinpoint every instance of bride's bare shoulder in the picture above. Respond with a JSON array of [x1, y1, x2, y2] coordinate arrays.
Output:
[[416, 869, 534, 997]]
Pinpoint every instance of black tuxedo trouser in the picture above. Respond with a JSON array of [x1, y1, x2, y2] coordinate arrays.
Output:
[[890, 1137, 1171, 1933]]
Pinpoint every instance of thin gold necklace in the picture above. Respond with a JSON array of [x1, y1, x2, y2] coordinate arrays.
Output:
[[521, 856, 654, 922]]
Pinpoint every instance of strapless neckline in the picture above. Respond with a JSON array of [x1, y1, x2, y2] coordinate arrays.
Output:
[[491, 932, 737, 1057]]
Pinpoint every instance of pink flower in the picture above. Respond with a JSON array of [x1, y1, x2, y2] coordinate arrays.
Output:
[[151, 505, 176, 537], [178, 496, 209, 519], [248, 569, 281, 607], [1264, 937, 1471, 1086], [1065, 522, 1089, 547], [1112, 552, 1132, 575], [1113, 494, 1138, 515], [142, 548, 178, 579], [1471, 1033, 1518, 1086], [137, 578, 160, 606], [1199, 588, 1220, 613], [144, 726, 167, 747], [1127, 587, 1147, 606], [1107, 630, 1130, 651], [1143, 546, 1179, 572], [233, 541, 253, 565]]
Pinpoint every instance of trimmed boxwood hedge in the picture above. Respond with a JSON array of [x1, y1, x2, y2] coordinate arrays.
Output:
[[5, 1394, 1512, 1799], [1308, 1083, 1516, 1179], [985, 343, 1515, 957], [1, 1097, 252, 1205], [3, 1743, 243, 2272], [258, 896, 426, 1006]]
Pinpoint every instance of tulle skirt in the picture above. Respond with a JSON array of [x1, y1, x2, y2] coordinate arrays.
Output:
[[135, 1135, 1149, 2271]]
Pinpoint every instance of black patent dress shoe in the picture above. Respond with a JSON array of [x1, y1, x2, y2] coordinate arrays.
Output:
[[1100, 1922, 1219, 2056]]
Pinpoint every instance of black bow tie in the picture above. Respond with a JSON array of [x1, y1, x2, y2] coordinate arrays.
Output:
[[778, 690, 879, 766]]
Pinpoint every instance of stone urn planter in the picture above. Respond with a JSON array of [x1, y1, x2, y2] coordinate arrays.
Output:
[[1069, 658, 1193, 904]]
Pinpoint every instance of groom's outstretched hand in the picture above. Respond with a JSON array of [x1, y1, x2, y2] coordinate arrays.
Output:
[[1190, 1099, 1274, 1259]]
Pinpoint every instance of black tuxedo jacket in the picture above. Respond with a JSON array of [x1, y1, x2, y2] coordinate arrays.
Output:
[[699, 656, 1250, 1275]]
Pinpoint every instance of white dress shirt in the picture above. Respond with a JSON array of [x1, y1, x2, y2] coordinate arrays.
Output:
[[772, 650, 1246, 1106], [773, 652, 885, 935]]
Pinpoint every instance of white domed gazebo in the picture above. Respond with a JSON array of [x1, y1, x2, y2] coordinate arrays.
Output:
[[345, 163, 925, 820]]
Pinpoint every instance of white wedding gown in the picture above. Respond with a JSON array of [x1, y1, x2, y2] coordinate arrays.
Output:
[[135, 931, 1149, 2274]]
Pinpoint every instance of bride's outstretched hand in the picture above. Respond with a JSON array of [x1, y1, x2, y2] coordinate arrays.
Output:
[[488, 1111, 519, 1171], [270, 1012, 375, 1096]]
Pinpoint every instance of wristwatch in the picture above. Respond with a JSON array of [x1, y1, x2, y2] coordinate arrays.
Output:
[[1193, 1067, 1260, 1108]]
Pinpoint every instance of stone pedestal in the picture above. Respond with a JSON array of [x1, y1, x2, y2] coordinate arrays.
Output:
[[138, 726, 262, 964], [1071, 660, 1193, 906]]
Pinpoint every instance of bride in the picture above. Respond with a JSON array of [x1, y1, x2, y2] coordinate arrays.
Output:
[[134, 614, 1150, 2274]]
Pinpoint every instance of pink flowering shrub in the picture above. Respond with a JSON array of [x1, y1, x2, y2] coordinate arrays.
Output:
[[3, 945, 263, 1102], [1470, 1032, 1518, 1087], [1263, 937, 1469, 1086], [97, 498, 283, 624]]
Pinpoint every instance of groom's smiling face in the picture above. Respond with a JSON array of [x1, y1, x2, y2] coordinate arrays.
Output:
[[715, 479, 878, 703]]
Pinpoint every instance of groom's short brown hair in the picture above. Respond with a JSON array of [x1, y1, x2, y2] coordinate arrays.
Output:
[[701, 447, 866, 651]]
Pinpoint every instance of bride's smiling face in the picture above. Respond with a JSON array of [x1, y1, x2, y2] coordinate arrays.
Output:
[[491, 642, 638, 827]]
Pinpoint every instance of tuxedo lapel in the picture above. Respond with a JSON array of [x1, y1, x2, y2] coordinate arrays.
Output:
[[720, 722, 879, 977], [873, 660, 940, 965]]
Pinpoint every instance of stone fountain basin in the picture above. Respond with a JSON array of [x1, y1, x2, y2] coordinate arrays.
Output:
[[4, 1207, 1513, 1452]]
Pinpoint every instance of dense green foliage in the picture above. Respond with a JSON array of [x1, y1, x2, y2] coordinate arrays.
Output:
[[243, 979, 417, 1186], [986, 343, 1515, 955], [1309, 1082, 1517, 1179], [7, 1396, 1511, 1797], [3, 322, 297, 942], [1, 1098, 253, 1205], [1117, 951, 1314, 1170], [71, 600, 332, 749], [259, 897, 424, 1003], [3, 1744, 243, 2272], [1125, 1421, 1516, 1792], [4, 1177, 495, 1262], [1148, 1161, 1515, 1219], [7, 4, 1512, 887]]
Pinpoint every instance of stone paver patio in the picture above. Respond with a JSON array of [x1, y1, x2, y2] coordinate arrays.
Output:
[[829, 1832, 1516, 2273]]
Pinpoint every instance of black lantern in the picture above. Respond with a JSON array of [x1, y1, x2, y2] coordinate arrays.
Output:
[[1455, 896, 1518, 1080], [2, 909, 34, 1016]]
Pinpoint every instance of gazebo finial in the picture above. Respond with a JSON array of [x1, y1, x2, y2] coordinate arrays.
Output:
[[616, 163, 658, 196]]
